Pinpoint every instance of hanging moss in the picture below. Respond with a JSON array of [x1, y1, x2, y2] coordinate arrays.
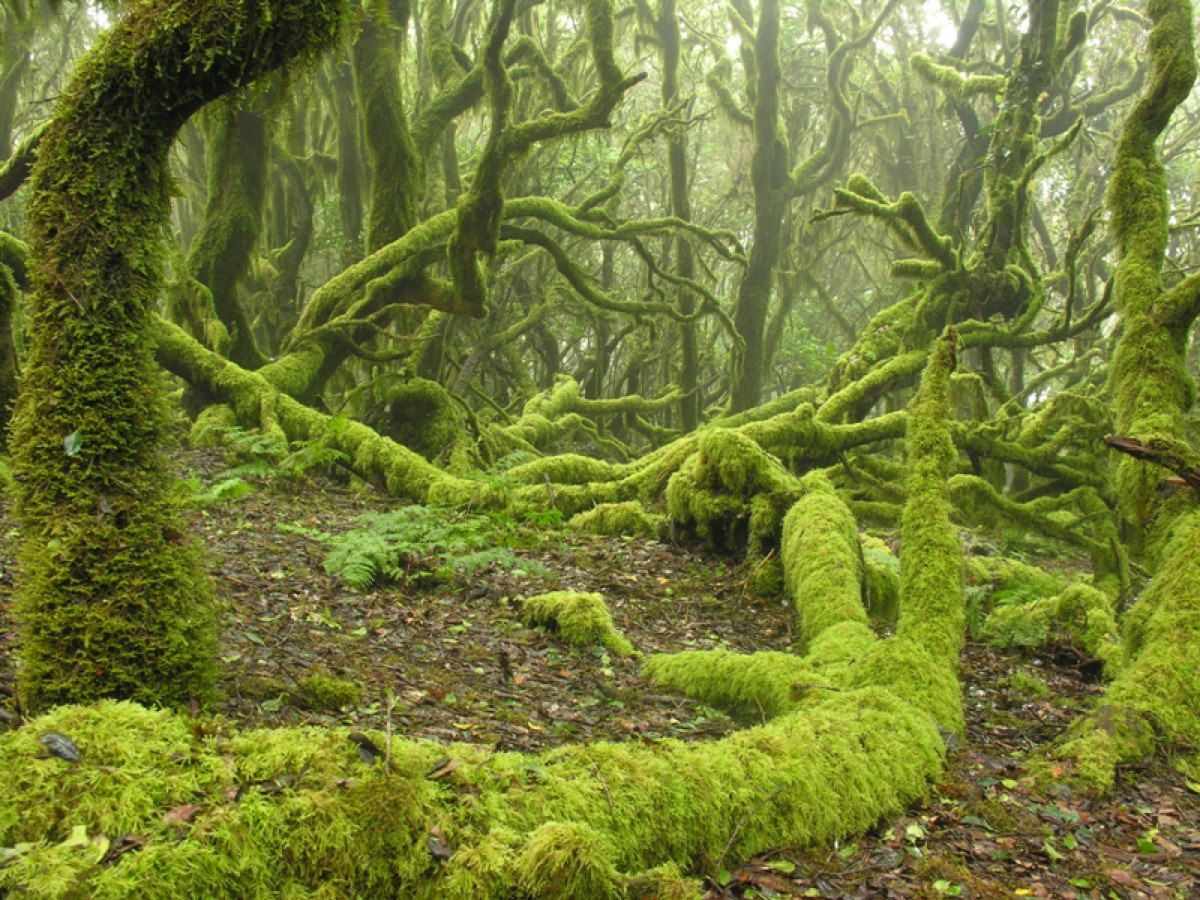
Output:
[[665, 428, 801, 552], [522, 591, 636, 657]]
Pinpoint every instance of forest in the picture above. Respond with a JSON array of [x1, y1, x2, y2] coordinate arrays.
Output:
[[0, 0, 1198, 895]]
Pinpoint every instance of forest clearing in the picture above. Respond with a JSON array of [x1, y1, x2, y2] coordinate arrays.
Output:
[[0, 0, 1199, 896]]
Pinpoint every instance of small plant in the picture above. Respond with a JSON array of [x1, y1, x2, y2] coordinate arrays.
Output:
[[302, 505, 548, 590], [174, 474, 255, 507], [196, 423, 287, 480], [289, 672, 362, 712], [192, 422, 349, 500]]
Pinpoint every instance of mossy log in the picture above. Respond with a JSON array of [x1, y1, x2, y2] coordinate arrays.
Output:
[[155, 318, 491, 509]]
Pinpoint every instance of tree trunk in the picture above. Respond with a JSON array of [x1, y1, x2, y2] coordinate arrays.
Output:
[[9, 0, 344, 712]]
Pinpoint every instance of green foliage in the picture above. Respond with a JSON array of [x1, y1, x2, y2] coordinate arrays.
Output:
[[196, 422, 349, 486], [982, 582, 1121, 669], [298, 505, 546, 590]]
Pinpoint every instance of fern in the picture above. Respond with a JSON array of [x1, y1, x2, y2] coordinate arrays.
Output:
[[309, 506, 548, 590], [324, 530, 395, 590]]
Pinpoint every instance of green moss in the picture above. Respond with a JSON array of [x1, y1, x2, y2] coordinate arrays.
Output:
[[1106, 0, 1199, 533], [1, 690, 945, 897], [842, 636, 964, 734], [965, 556, 1066, 602], [290, 673, 363, 712], [184, 93, 271, 369], [378, 378, 467, 463], [1048, 0, 1200, 793], [745, 554, 784, 598], [509, 453, 618, 486], [1053, 510, 1200, 791], [896, 333, 965, 670], [644, 650, 819, 720], [665, 428, 800, 552], [1005, 670, 1051, 700], [860, 534, 900, 627], [517, 821, 623, 899], [522, 591, 636, 657], [568, 502, 665, 538], [188, 403, 239, 447], [624, 862, 703, 898], [780, 473, 868, 646]]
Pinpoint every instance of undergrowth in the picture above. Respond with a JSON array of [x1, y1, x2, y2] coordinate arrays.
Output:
[[284, 505, 551, 590], [178, 423, 349, 506]]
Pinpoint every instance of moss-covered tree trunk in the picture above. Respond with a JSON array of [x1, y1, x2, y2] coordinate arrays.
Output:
[[185, 91, 273, 369], [1054, 0, 1200, 790], [10, 0, 344, 712], [729, 0, 788, 413], [655, 0, 701, 430]]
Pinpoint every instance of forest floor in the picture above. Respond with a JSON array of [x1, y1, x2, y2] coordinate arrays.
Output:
[[0, 448, 1197, 898]]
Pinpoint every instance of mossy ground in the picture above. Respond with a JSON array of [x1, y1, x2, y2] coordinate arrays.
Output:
[[0, 449, 1195, 896]]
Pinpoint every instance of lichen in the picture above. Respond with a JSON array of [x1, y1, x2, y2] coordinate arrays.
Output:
[[522, 591, 636, 657]]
